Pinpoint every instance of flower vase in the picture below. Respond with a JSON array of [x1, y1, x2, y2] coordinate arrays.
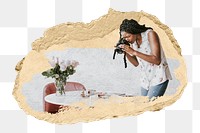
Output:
[[55, 80, 66, 96]]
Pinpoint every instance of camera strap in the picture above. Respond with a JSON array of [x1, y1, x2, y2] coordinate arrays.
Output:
[[113, 49, 117, 59], [123, 53, 127, 68]]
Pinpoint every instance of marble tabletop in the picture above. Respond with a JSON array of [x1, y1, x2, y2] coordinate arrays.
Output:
[[45, 90, 134, 106], [45, 91, 87, 106]]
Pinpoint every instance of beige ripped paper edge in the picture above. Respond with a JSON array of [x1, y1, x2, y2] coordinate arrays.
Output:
[[13, 9, 187, 124]]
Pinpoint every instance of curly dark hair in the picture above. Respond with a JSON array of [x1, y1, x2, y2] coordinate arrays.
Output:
[[120, 19, 152, 34]]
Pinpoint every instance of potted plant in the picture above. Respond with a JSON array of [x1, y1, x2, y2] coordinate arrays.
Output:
[[42, 56, 79, 96]]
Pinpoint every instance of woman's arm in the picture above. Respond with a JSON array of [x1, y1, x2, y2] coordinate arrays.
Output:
[[123, 31, 161, 65], [126, 54, 139, 67]]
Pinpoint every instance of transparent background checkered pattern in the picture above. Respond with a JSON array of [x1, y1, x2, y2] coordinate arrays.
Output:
[[0, 0, 199, 133]]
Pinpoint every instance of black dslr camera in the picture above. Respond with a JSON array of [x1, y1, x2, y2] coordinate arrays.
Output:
[[113, 38, 130, 68], [114, 38, 130, 54]]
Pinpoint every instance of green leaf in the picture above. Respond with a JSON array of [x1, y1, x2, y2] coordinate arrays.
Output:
[[42, 71, 48, 76]]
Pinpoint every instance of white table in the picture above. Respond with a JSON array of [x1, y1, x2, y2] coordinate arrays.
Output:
[[45, 91, 86, 106], [45, 90, 134, 106]]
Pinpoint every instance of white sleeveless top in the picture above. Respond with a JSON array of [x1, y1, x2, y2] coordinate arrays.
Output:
[[131, 29, 172, 90]]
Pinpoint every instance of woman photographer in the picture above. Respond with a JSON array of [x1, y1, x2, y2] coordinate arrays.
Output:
[[119, 19, 172, 99]]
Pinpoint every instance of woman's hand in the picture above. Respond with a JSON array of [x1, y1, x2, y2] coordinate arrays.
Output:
[[119, 44, 136, 56], [119, 44, 139, 66]]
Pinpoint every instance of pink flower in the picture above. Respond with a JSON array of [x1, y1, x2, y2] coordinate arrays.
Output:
[[59, 60, 67, 71], [71, 60, 79, 68], [48, 57, 79, 71], [48, 56, 57, 67], [65, 60, 71, 67]]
